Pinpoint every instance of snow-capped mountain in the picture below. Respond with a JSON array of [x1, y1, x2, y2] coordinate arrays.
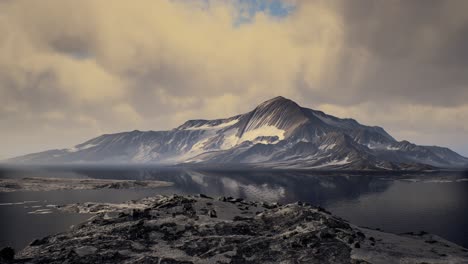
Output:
[[7, 96, 468, 170]]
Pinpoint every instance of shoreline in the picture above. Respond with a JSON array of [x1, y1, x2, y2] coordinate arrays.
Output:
[[0, 177, 172, 193]]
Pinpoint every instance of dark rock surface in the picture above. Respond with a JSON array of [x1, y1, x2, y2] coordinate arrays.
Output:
[[10, 195, 468, 263], [0, 247, 15, 262]]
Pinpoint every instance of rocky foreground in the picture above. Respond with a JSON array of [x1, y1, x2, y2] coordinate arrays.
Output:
[[4, 195, 468, 263]]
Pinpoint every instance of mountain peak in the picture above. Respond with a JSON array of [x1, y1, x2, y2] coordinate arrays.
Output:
[[240, 96, 307, 135], [259, 96, 294, 105], [269, 95, 288, 101], [255, 96, 301, 112]]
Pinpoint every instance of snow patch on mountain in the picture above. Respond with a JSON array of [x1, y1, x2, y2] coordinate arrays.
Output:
[[386, 145, 401, 151], [132, 144, 160, 162], [239, 126, 285, 143], [67, 143, 97, 153], [184, 119, 239, 130], [221, 128, 240, 149], [365, 142, 401, 151], [319, 143, 336, 150], [311, 157, 351, 168]]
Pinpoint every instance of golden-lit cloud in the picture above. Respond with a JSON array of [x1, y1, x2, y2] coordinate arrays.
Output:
[[0, 0, 467, 158]]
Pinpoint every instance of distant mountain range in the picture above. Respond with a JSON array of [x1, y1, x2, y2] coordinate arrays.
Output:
[[7, 96, 468, 170]]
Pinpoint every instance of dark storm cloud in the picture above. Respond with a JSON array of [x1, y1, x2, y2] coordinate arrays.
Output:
[[298, 0, 468, 107]]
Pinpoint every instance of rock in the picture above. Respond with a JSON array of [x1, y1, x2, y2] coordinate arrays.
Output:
[[233, 216, 253, 221], [317, 229, 335, 239], [198, 194, 212, 199], [208, 209, 217, 218], [103, 211, 120, 220], [30, 237, 48, 246], [14, 195, 468, 263], [199, 208, 209, 215], [418, 231, 429, 236], [131, 242, 146, 251], [316, 206, 330, 214], [227, 197, 243, 203], [356, 231, 365, 238], [73, 246, 97, 257], [261, 202, 278, 209], [0, 247, 15, 262]]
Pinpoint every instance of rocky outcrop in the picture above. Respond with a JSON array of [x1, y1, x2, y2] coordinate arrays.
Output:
[[11, 195, 468, 263]]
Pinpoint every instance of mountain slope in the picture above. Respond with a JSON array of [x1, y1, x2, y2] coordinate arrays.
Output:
[[6, 96, 468, 170]]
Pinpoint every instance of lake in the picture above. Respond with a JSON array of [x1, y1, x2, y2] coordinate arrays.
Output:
[[1, 165, 467, 250]]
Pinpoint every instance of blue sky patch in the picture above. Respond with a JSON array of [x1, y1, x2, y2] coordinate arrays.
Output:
[[235, 0, 296, 25]]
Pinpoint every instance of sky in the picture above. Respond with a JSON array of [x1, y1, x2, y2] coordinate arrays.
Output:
[[1, 0, 468, 159]]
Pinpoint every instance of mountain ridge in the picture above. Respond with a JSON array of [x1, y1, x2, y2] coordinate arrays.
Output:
[[6, 96, 468, 170]]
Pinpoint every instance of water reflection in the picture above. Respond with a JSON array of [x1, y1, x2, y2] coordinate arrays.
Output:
[[24, 167, 395, 205], [1, 166, 467, 249]]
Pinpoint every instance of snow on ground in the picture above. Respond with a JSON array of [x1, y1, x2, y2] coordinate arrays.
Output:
[[131, 144, 159, 162], [319, 143, 336, 150], [220, 128, 240, 149], [386, 145, 401, 150], [184, 124, 285, 161], [310, 157, 351, 168], [240, 125, 285, 143], [221, 125, 285, 150], [67, 144, 98, 153], [183, 119, 239, 130], [366, 142, 401, 151], [188, 137, 212, 153]]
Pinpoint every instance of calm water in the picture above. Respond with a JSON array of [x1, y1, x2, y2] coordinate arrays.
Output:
[[1, 166, 467, 250]]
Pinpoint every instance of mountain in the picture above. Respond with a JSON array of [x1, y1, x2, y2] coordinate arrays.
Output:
[[6, 96, 468, 170]]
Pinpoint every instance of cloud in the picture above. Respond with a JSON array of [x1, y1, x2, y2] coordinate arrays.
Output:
[[0, 0, 467, 158]]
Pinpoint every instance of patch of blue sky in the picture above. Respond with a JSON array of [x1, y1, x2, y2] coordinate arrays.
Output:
[[234, 0, 296, 25]]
